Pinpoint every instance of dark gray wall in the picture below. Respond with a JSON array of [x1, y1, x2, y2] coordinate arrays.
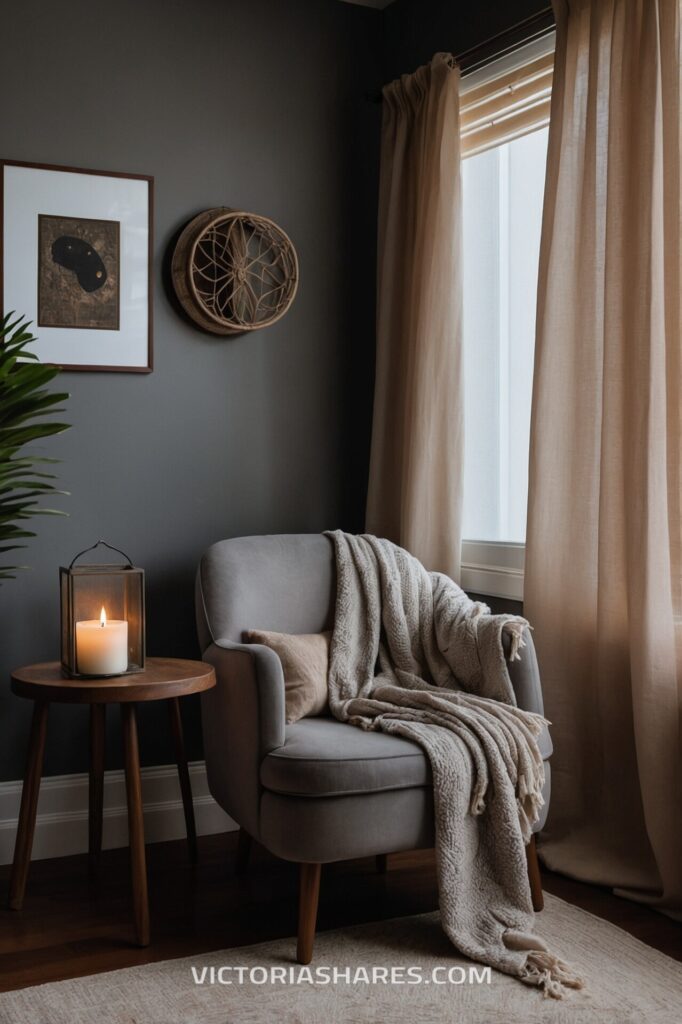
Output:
[[0, 0, 381, 780], [382, 0, 552, 81]]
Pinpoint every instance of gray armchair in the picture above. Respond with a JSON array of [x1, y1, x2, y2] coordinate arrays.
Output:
[[196, 534, 551, 963]]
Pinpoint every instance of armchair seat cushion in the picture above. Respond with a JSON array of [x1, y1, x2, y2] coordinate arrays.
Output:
[[261, 718, 429, 797], [260, 716, 552, 799]]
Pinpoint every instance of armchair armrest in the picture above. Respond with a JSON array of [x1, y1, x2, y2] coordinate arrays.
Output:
[[206, 640, 286, 751], [503, 627, 545, 717], [200, 640, 286, 839], [503, 628, 552, 761]]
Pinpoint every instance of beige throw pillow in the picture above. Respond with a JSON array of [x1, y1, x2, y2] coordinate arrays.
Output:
[[242, 629, 330, 724]]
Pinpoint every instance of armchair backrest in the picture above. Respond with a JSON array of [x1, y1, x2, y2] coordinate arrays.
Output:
[[196, 534, 335, 652]]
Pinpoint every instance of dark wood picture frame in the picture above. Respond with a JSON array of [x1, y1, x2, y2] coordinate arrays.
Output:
[[1, 159, 154, 373]]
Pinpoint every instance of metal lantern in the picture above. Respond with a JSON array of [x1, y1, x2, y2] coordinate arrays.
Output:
[[60, 541, 145, 678]]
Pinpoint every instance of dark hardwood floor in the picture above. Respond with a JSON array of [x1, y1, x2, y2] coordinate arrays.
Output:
[[0, 831, 680, 993]]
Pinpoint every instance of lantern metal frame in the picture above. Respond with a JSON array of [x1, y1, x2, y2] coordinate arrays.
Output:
[[60, 541, 145, 679]]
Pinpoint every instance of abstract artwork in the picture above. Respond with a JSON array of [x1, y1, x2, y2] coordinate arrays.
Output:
[[2, 160, 153, 372], [38, 215, 120, 330]]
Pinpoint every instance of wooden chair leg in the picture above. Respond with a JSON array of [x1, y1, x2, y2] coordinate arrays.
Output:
[[8, 701, 48, 910], [167, 697, 197, 864], [376, 854, 388, 874], [121, 703, 150, 947], [297, 862, 321, 965], [89, 704, 106, 876], [236, 827, 252, 874], [526, 834, 544, 912]]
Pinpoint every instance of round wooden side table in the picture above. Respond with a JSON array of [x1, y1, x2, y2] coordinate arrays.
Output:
[[7, 657, 216, 947]]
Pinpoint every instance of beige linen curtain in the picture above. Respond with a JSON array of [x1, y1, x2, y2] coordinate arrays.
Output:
[[525, 0, 682, 916], [366, 53, 463, 581]]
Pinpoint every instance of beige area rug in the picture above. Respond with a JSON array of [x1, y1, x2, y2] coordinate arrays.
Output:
[[1, 894, 681, 1024]]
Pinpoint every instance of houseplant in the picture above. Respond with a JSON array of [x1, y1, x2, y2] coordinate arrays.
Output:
[[0, 313, 69, 580]]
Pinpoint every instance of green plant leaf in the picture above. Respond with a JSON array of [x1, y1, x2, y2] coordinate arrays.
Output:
[[0, 314, 69, 579]]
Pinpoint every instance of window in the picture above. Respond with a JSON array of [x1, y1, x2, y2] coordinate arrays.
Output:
[[459, 36, 554, 598]]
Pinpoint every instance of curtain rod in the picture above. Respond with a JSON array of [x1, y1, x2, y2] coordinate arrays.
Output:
[[369, 6, 555, 102]]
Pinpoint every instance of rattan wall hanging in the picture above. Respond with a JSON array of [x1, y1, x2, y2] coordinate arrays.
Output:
[[171, 208, 299, 335]]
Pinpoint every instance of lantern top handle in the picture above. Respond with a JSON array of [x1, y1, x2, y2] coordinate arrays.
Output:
[[69, 540, 135, 570]]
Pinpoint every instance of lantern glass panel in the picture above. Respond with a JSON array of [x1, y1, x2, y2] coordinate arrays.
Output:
[[60, 564, 145, 677]]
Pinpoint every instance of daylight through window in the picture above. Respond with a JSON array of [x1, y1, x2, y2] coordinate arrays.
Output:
[[461, 39, 554, 548]]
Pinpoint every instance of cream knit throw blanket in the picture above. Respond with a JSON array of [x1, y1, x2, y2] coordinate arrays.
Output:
[[325, 531, 583, 999]]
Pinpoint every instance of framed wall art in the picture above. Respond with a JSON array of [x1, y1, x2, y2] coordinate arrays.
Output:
[[1, 160, 153, 372]]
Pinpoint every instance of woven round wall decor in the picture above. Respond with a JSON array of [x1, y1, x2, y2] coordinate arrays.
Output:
[[171, 208, 299, 335]]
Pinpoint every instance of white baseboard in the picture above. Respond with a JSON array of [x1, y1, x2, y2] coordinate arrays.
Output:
[[0, 761, 237, 865]]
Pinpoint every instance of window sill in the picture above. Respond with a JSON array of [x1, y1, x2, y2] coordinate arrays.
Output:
[[460, 540, 524, 602]]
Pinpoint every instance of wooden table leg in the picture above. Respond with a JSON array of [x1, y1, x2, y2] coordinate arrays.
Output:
[[167, 697, 197, 864], [89, 704, 106, 876], [121, 703, 150, 947], [8, 701, 48, 910]]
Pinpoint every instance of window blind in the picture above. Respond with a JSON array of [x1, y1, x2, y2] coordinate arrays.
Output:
[[460, 50, 554, 157]]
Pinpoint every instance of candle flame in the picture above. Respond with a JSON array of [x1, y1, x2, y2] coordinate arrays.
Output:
[[100, 606, 107, 628]]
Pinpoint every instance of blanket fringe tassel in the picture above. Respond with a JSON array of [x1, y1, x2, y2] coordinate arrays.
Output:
[[520, 950, 584, 1000], [503, 620, 529, 662]]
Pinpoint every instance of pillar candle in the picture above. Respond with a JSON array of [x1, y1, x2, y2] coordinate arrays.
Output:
[[76, 607, 128, 676]]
